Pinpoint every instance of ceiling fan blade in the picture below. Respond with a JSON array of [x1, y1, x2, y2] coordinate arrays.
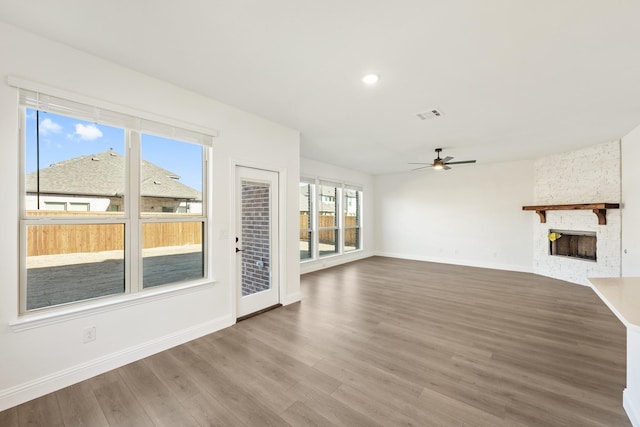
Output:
[[442, 165, 451, 170], [441, 156, 453, 163], [408, 162, 433, 165], [445, 160, 476, 165], [411, 165, 432, 171]]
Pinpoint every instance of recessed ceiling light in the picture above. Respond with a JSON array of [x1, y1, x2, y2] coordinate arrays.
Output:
[[361, 74, 380, 85]]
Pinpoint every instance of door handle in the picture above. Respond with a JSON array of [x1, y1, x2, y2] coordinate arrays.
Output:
[[236, 247, 244, 253]]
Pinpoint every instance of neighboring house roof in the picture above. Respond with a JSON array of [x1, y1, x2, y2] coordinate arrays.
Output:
[[26, 150, 201, 200]]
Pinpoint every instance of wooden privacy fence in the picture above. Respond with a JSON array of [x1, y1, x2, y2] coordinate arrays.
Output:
[[28, 211, 354, 256], [26, 211, 202, 256], [299, 213, 358, 246]]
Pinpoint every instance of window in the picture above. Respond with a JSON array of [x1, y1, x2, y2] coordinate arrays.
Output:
[[19, 89, 213, 313], [344, 187, 362, 252], [299, 180, 313, 260], [69, 202, 90, 212], [299, 178, 363, 262], [318, 181, 339, 257], [141, 133, 205, 289], [43, 202, 66, 211]]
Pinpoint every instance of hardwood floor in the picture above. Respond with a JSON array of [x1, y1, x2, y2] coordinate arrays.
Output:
[[0, 256, 631, 426]]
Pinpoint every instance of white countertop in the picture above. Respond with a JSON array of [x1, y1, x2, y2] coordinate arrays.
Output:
[[589, 277, 640, 331]]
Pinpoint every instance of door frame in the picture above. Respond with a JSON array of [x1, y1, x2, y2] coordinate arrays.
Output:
[[229, 159, 288, 321]]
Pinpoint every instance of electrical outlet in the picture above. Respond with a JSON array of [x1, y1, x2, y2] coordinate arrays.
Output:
[[83, 326, 96, 343]]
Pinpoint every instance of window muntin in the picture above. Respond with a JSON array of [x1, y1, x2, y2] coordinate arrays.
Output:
[[344, 188, 361, 252], [19, 92, 213, 314]]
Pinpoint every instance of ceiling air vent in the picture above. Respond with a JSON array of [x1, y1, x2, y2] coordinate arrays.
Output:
[[416, 108, 443, 120]]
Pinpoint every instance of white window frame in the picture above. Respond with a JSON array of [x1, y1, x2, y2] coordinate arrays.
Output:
[[15, 83, 215, 315], [317, 180, 341, 258], [343, 185, 362, 253], [299, 178, 363, 263], [299, 178, 315, 261]]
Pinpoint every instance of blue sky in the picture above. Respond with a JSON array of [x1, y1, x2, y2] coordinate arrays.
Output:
[[26, 109, 203, 191]]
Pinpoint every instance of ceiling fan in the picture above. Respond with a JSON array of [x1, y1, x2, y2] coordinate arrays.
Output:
[[409, 148, 476, 171]]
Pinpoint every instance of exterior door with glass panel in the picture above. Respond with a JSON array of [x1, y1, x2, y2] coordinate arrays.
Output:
[[236, 166, 279, 317]]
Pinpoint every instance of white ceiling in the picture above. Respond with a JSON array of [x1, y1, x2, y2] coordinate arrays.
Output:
[[2, 1, 640, 175]]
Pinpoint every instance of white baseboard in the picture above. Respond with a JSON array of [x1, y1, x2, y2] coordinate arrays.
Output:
[[300, 251, 373, 275], [624, 388, 640, 427], [0, 314, 233, 412], [282, 292, 302, 305], [374, 251, 533, 274]]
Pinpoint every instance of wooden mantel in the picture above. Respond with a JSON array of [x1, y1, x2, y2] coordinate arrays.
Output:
[[522, 203, 620, 225]]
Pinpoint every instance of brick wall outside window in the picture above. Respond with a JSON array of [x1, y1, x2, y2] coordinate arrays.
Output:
[[241, 181, 271, 296]]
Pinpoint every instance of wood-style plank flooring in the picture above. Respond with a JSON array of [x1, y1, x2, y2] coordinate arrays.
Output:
[[1, 256, 631, 426]]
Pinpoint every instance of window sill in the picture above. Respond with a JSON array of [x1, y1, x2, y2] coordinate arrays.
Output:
[[10, 280, 216, 332]]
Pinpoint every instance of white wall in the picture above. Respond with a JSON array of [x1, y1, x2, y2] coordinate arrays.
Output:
[[374, 160, 534, 272], [622, 123, 640, 276], [621, 123, 640, 426], [0, 22, 300, 410], [532, 141, 621, 285], [300, 157, 375, 274], [626, 329, 640, 427]]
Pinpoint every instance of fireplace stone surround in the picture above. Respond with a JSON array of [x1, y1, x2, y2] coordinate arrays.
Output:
[[531, 140, 621, 285]]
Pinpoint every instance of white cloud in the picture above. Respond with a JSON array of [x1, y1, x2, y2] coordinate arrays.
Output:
[[74, 123, 103, 141], [39, 118, 62, 135]]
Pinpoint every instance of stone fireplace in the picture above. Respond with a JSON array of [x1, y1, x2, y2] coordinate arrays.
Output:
[[531, 140, 621, 285]]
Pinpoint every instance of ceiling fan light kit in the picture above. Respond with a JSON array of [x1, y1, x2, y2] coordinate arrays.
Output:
[[409, 148, 476, 171]]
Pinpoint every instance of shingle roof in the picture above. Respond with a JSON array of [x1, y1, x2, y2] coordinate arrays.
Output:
[[25, 150, 201, 200]]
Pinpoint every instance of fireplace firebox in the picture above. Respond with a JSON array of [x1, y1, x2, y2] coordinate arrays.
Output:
[[549, 230, 597, 262]]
